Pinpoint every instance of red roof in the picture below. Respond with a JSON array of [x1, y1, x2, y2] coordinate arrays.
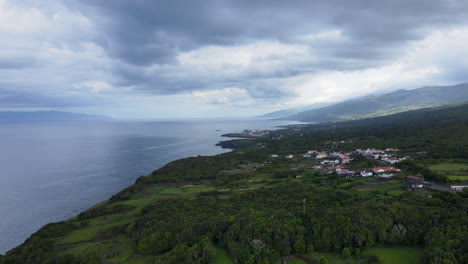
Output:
[[332, 165, 347, 169]]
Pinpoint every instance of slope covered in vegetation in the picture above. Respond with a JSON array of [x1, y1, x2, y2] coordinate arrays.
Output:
[[285, 83, 468, 122], [1, 103, 467, 264]]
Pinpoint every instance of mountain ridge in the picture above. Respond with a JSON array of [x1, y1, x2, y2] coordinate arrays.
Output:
[[281, 83, 468, 122], [256, 102, 336, 119], [0, 110, 110, 122]]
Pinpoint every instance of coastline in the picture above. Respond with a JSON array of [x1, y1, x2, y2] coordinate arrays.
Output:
[[1, 104, 467, 263], [0, 120, 289, 255]]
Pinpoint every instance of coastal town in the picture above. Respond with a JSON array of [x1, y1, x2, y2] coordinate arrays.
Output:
[[269, 147, 467, 193], [219, 127, 468, 194]]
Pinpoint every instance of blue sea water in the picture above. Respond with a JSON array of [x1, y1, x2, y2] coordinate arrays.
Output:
[[0, 119, 297, 254]]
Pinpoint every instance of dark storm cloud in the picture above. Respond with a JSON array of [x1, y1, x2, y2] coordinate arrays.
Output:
[[73, 0, 468, 96]]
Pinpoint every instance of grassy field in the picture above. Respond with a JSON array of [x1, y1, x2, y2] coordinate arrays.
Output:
[[38, 172, 429, 263], [214, 247, 234, 264], [368, 247, 423, 264], [355, 183, 404, 192], [54, 183, 228, 263], [387, 189, 404, 196], [429, 162, 468, 181], [286, 258, 307, 264], [429, 163, 468, 170], [447, 175, 468, 180]]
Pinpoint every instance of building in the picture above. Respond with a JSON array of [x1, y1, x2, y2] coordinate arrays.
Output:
[[372, 167, 401, 173], [451, 186, 468, 192], [406, 175, 423, 183], [385, 148, 400, 152], [315, 152, 328, 159], [378, 173, 394, 178]]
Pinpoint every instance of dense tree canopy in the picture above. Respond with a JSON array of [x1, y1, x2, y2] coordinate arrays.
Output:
[[1, 103, 467, 264]]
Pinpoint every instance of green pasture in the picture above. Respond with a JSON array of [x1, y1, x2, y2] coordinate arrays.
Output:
[[214, 247, 234, 264], [368, 247, 423, 264], [429, 163, 468, 170], [429, 162, 468, 181]]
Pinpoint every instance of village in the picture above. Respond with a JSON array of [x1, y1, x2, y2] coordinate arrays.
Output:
[[269, 148, 467, 193], [272, 147, 405, 177]]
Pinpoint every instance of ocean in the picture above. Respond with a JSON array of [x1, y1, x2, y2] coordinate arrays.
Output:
[[0, 119, 297, 254]]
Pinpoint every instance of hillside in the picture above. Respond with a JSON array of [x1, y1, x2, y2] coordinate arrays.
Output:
[[1, 103, 467, 264], [257, 102, 335, 119], [285, 83, 468, 122], [0, 111, 110, 122]]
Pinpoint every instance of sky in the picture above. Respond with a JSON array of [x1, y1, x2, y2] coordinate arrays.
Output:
[[1, 0, 468, 118]]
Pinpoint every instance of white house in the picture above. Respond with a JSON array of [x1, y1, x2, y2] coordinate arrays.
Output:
[[285, 154, 294, 159], [379, 173, 394, 178], [271, 154, 279, 158], [373, 168, 386, 173], [385, 148, 400, 152], [315, 152, 328, 159], [451, 186, 468, 192], [386, 158, 400, 164]]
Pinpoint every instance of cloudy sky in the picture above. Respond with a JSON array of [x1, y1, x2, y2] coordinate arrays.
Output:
[[1, 0, 468, 118]]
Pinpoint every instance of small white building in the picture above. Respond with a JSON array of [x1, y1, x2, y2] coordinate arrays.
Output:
[[285, 154, 294, 159], [379, 173, 394, 178], [271, 154, 279, 158], [386, 158, 400, 164], [451, 186, 468, 192], [315, 152, 328, 159], [385, 148, 400, 152]]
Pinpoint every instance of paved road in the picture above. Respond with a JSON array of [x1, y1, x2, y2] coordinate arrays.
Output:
[[424, 182, 457, 193]]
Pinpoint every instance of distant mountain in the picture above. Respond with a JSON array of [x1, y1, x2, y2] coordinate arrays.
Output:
[[257, 102, 336, 119], [285, 83, 468, 122], [0, 111, 110, 122]]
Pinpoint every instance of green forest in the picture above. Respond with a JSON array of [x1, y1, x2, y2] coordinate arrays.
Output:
[[1, 103, 467, 264]]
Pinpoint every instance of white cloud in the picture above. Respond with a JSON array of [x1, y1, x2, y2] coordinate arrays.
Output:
[[177, 41, 310, 71], [1, 0, 467, 118], [297, 29, 346, 42], [278, 26, 468, 106], [0, 0, 114, 98], [70, 81, 114, 94], [192, 87, 255, 106]]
